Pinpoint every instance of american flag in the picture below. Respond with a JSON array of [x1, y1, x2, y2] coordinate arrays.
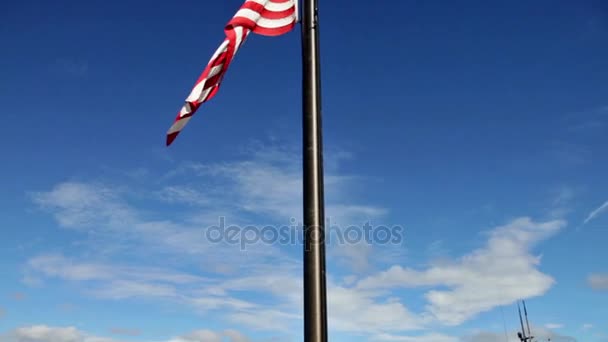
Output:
[[166, 0, 298, 146]]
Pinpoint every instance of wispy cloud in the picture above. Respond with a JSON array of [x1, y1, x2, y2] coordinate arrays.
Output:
[[587, 273, 608, 290], [583, 201, 608, 224], [25, 252, 426, 336], [31, 182, 134, 231], [30, 180, 283, 272], [167, 328, 253, 342], [547, 185, 578, 219], [24, 254, 302, 333], [563, 104, 608, 133], [165, 144, 386, 227], [372, 332, 458, 342], [548, 141, 592, 167], [53, 58, 89, 77], [27, 254, 206, 284], [108, 328, 140, 337], [155, 186, 210, 206], [32, 143, 390, 272], [11, 292, 26, 301]]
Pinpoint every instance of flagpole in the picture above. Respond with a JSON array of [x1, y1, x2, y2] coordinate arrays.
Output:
[[301, 0, 328, 340]]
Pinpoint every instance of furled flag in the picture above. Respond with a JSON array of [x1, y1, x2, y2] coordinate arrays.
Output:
[[166, 0, 298, 146]]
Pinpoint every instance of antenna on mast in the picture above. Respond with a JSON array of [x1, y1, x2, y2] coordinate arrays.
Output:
[[523, 300, 533, 339], [517, 300, 534, 342], [517, 301, 528, 342]]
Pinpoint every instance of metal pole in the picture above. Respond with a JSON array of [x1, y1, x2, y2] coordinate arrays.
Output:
[[301, 0, 327, 340]]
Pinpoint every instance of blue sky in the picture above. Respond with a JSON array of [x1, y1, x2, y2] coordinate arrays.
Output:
[[1, 0, 607, 341]]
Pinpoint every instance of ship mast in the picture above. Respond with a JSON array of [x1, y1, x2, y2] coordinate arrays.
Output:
[[516, 300, 534, 342], [517, 301, 528, 342], [523, 300, 533, 340]]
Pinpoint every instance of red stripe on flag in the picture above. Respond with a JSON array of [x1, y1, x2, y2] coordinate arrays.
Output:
[[166, 0, 297, 146], [240, 1, 296, 20]]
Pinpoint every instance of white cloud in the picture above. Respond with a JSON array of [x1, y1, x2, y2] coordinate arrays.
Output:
[[222, 329, 250, 342], [358, 217, 564, 325], [461, 331, 518, 342], [332, 242, 373, 272], [227, 309, 300, 332], [3, 325, 122, 342], [24, 252, 425, 337], [582, 323, 593, 330], [327, 285, 423, 333], [587, 273, 608, 290], [26, 209, 565, 337], [462, 325, 577, 342], [91, 280, 177, 299], [545, 323, 563, 329], [2, 326, 252, 342], [195, 264, 424, 334], [167, 329, 222, 342], [108, 328, 139, 337], [207, 271, 303, 306], [26, 143, 568, 339], [167, 329, 252, 342], [583, 200, 608, 224], [27, 187, 565, 337], [191, 295, 257, 312], [372, 332, 458, 342], [25, 254, 199, 300]]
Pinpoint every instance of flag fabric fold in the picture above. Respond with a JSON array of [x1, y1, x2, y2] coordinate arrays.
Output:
[[166, 0, 298, 146]]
